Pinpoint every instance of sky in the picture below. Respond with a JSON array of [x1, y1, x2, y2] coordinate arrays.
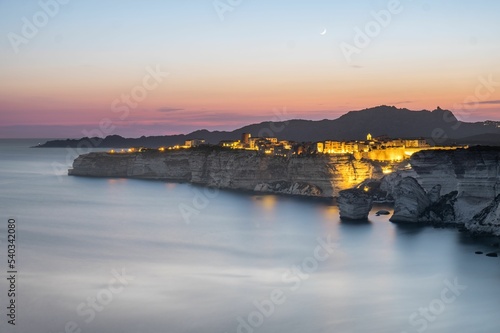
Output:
[[0, 0, 499, 138]]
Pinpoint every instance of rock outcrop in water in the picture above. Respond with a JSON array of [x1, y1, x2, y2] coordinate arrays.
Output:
[[390, 177, 430, 223], [253, 181, 323, 196], [68, 146, 500, 235], [468, 195, 500, 236], [390, 179, 459, 224], [337, 188, 373, 220], [69, 150, 374, 197], [420, 191, 459, 224], [388, 147, 500, 235], [427, 184, 442, 204], [409, 147, 500, 200]]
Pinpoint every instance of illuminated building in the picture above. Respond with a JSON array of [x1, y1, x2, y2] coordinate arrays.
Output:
[[323, 141, 344, 154], [404, 139, 429, 148], [220, 140, 241, 149], [314, 142, 324, 153], [344, 142, 359, 154], [184, 139, 206, 148], [382, 166, 393, 174], [265, 137, 278, 144], [241, 133, 251, 145]]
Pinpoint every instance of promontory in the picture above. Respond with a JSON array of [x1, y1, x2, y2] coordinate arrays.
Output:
[[68, 146, 500, 236]]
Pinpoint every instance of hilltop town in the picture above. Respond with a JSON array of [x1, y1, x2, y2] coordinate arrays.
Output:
[[110, 132, 464, 165], [36, 106, 500, 151]]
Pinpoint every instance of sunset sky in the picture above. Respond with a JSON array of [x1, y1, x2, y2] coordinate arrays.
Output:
[[1, 0, 499, 138]]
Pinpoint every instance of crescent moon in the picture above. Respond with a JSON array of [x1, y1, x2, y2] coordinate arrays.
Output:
[[320, 28, 327, 36]]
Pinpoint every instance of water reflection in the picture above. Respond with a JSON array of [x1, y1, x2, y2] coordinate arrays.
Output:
[[318, 204, 338, 219], [107, 178, 128, 185], [1, 141, 500, 333], [252, 194, 278, 212]]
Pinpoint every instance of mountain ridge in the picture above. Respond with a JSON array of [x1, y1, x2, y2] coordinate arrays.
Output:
[[37, 105, 500, 148]]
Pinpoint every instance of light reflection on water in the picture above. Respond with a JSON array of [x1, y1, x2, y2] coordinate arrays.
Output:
[[0, 140, 499, 333]]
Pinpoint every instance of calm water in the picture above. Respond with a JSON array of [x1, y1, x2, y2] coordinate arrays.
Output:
[[0, 139, 499, 333]]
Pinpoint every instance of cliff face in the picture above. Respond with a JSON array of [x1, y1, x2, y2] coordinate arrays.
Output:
[[390, 177, 431, 223], [69, 147, 500, 235], [388, 148, 500, 235], [468, 195, 500, 236], [410, 148, 500, 199], [69, 150, 374, 197]]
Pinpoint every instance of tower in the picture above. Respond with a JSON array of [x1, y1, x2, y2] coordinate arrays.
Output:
[[242, 133, 251, 145]]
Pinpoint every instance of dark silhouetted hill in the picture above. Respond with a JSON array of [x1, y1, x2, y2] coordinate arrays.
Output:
[[36, 106, 500, 148]]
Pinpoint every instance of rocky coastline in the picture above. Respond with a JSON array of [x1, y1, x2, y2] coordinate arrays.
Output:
[[384, 147, 500, 236], [68, 149, 376, 197], [68, 147, 500, 236], [337, 188, 373, 220]]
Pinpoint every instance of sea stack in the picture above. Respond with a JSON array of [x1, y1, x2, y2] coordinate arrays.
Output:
[[390, 177, 431, 223], [337, 188, 373, 220]]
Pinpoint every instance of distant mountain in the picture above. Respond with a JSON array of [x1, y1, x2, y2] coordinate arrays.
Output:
[[36, 106, 500, 148], [443, 133, 500, 146]]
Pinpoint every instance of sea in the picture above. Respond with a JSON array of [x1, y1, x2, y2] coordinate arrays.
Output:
[[0, 139, 499, 333]]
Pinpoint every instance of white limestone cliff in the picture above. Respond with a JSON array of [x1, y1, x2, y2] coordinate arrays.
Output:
[[390, 177, 431, 223], [388, 148, 500, 235], [69, 147, 500, 235], [69, 150, 374, 197], [468, 195, 500, 236]]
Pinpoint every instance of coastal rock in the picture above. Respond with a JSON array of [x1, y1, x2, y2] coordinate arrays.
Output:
[[419, 191, 459, 224], [384, 148, 500, 234], [68, 147, 500, 235], [379, 170, 418, 202], [69, 150, 374, 197], [427, 185, 442, 203], [410, 148, 500, 199], [390, 177, 431, 223], [337, 188, 373, 220], [254, 181, 323, 196], [376, 210, 391, 216], [467, 195, 500, 236], [356, 179, 392, 202]]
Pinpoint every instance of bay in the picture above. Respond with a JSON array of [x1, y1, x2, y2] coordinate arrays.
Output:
[[0, 139, 499, 333]]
